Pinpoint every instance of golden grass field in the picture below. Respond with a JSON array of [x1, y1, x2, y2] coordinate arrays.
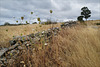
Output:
[[0, 20, 100, 67], [0, 23, 61, 48]]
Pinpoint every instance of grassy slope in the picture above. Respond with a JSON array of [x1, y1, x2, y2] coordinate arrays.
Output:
[[11, 25, 100, 67], [8, 20, 100, 67]]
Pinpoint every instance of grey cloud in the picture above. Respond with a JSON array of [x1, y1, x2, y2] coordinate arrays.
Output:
[[0, 0, 100, 25]]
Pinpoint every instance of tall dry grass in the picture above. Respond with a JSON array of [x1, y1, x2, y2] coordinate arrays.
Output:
[[11, 25, 100, 67], [0, 24, 60, 48]]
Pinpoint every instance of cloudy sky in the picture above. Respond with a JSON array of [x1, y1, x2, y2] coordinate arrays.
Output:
[[0, 0, 100, 25]]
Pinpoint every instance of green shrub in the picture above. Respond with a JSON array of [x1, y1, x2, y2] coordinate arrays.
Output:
[[32, 22, 37, 24], [95, 23, 100, 25], [4, 22, 10, 25]]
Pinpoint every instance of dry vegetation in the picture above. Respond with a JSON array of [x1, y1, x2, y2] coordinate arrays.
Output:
[[10, 21, 100, 67], [0, 20, 100, 67], [0, 23, 60, 48]]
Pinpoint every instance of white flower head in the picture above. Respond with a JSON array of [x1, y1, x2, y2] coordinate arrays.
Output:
[[42, 31, 45, 33], [44, 43, 48, 46], [32, 29, 35, 31], [27, 44, 29, 46]]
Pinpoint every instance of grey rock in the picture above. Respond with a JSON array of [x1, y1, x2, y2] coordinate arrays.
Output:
[[28, 33, 35, 38], [13, 36, 30, 42], [17, 46, 23, 50], [30, 37, 40, 44], [0, 57, 6, 61], [10, 50, 18, 55], [9, 40, 16, 46], [10, 50, 17, 53], [8, 43, 19, 51], [4, 60, 8, 64], [0, 60, 2, 64], [23, 41, 31, 45], [61, 21, 77, 28], [0, 48, 8, 57]]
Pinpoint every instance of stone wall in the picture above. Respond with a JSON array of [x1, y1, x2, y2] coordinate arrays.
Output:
[[0, 21, 77, 66]]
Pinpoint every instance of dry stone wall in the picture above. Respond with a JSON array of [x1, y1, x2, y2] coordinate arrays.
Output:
[[0, 21, 77, 66]]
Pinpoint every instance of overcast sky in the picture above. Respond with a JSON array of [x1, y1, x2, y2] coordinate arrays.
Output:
[[0, 0, 100, 25]]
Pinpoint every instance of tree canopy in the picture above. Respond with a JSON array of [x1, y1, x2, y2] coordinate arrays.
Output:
[[81, 7, 91, 21]]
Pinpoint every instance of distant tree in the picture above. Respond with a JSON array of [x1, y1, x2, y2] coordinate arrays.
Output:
[[81, 7, 91, 21], [26, 21, 29, 24], [4, 22, 10, 25], [77, 16, 84, 22], [32, 22, 37, 24]]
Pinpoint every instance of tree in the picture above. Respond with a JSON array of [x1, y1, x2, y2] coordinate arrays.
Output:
[[81, 7, 91, 21], [26, 21, 29, 24], [77, 16, 84, 22]]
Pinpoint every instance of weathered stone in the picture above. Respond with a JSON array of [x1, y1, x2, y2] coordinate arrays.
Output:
[[0, 60, 2, 64], [34, 32, 41, 37], [23, 41, 31, 46], [9, 40, 16, 46], [28, 33, 34, 38], [8, 43, 19, 51], [13, 36, 30, 42], [0, 48, 8, 57], [10, 50, 18, 55], [0, 57, 6, 61], [17, 46, 23, 50], [61, 21, 77, 28], [10, 50, 17, 53]]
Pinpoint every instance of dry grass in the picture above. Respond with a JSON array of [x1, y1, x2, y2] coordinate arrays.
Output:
[[11, 25, 100, 67], [0, 23, 61, 48]]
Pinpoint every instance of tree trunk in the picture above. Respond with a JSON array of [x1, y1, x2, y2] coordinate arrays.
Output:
[[86, 19, 87, 21]]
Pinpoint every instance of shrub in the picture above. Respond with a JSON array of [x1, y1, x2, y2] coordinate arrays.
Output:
[[26, 21, 29, 24], [4, 22, 10, 25], [32, 22, 37, 24], [95, 23, 100, 25]]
